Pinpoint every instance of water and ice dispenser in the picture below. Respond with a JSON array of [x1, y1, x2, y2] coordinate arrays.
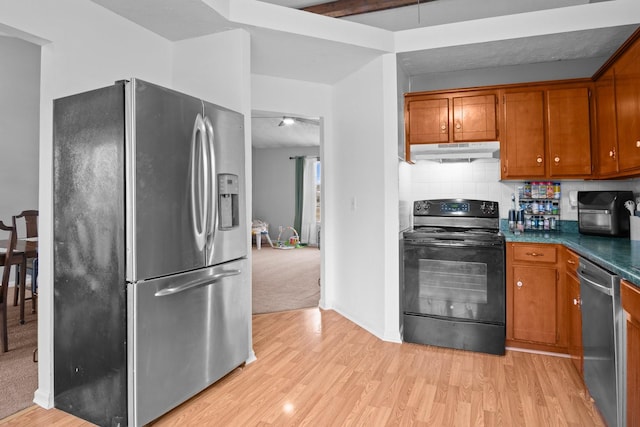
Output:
[[218, 173, 239, 229]]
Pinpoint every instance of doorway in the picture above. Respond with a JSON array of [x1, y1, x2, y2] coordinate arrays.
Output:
[[250, 110, 322, 314]]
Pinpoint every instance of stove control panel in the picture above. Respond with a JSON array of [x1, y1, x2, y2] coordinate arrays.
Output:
[[414, 199, 499, 218]]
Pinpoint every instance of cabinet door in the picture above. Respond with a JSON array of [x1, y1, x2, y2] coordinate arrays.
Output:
[[547, 87, 592, 177], [615, 41, 640, 172], [512, 265, 557, 344], [567, 272, 583, 375], [452, 94, 497, 141], [595, 69, 619, 176], [621, 280, 640, 426], [502, 91, 546, 179], [407, 98, 449, 144]]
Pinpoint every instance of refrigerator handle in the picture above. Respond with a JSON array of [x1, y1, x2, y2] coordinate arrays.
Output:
[[190, 113, 209, 252], [204, 115, 217, 257], [153, 269, 241, 296]]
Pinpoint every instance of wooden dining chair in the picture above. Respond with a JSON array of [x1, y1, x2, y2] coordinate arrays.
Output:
[[13, 210, 38, 239], [1, 220, 23, 352], [12, 210, 38, 312]]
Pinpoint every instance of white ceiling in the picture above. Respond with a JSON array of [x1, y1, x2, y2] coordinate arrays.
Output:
[[251, 111, 320, 148], [88, 0, 639, 148]]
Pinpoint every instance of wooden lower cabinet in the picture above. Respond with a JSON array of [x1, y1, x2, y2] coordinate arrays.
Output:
[[565, 248, 583, 375], [506, 243, 567, 352], [621, 279, 640, 426], [511, 265, 558, 343]]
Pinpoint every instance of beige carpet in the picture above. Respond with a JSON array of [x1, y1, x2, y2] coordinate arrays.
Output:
[[252, 245, 320, 314], [0, 287, 38, 420]]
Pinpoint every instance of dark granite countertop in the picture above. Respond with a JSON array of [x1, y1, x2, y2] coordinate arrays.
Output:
[[502, 220, 640, 287]]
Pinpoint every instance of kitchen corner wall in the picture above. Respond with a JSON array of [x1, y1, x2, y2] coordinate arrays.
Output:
[[408, 160, 640, 221]]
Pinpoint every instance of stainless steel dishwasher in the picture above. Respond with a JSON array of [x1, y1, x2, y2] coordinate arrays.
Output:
[[577, 257, 626, 427]]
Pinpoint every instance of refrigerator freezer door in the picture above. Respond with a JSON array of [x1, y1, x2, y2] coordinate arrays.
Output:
[[128, 258, 249, 427]]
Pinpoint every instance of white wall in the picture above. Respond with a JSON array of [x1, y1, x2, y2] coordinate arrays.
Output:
[[0, 0, 251, 410], [173, 30, 250, 114], [330, 54, 401, 341], [0, 36, 40, 225], [252, 145, 319, 240]]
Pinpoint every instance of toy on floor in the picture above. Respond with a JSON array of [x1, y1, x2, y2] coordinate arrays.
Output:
[[275, 226, 302, 249]]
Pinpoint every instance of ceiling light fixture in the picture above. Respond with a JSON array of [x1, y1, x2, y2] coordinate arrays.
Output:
[[279, 117, 295, 126]]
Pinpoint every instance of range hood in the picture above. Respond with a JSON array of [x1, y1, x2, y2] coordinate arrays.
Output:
[[411, 141, 500, 162]]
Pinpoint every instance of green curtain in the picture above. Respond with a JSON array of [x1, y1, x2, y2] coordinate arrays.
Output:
[[294, 156, 304, 234]]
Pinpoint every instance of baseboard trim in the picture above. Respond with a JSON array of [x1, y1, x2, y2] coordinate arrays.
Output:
[[506, 346, 570, 358], [33, 387, 53, 409]]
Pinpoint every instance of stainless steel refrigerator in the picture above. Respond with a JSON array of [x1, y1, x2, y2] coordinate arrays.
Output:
[[53, 79, 249, 427]]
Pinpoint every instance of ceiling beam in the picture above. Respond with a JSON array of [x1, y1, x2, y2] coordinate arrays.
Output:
[[301, 0, 428, 18]]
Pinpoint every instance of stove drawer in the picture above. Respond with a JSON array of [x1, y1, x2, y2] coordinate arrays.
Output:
[[512, 243, 557, 263]]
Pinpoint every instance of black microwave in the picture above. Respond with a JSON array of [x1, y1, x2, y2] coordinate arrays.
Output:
[[578, 191, 635, 237]]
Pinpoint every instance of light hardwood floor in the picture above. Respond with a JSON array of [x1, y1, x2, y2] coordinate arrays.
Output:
[[1, 308, 604, 426]]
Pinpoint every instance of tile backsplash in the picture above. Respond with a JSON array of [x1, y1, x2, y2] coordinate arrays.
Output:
[[406, 159, 640, 221]]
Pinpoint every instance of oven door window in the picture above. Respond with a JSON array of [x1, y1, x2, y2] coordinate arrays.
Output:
[[418, 259, 487, 304], [404, 241, 505, 324]]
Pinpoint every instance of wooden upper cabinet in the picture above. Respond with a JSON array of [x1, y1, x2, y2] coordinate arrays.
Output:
[[404, 91, 498, 161], [614, 40, 640, 173], [452, 94, 497, 141], [501, 83, 593, 180], [546, 87, 592, 177], [406, 97, 449, 145], [594, 68, 619, 177], [502, 91, 546, 179]]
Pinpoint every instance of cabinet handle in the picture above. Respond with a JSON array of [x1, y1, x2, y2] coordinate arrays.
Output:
[[516, 281, 523, 288], [609, 148, 616, 159], [573, 298, 581, 306], [636, 141, 640, 148], [567, 259, 576, 265], [536, 155, 543, 165], [440, 122, 447, 131], [525, 252, 544, 257], [455, 121, 461, 130], [554, 156, 560, 164]]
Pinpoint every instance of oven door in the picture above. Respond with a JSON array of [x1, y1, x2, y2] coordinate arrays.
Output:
[[403, 238, 505, 324]]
